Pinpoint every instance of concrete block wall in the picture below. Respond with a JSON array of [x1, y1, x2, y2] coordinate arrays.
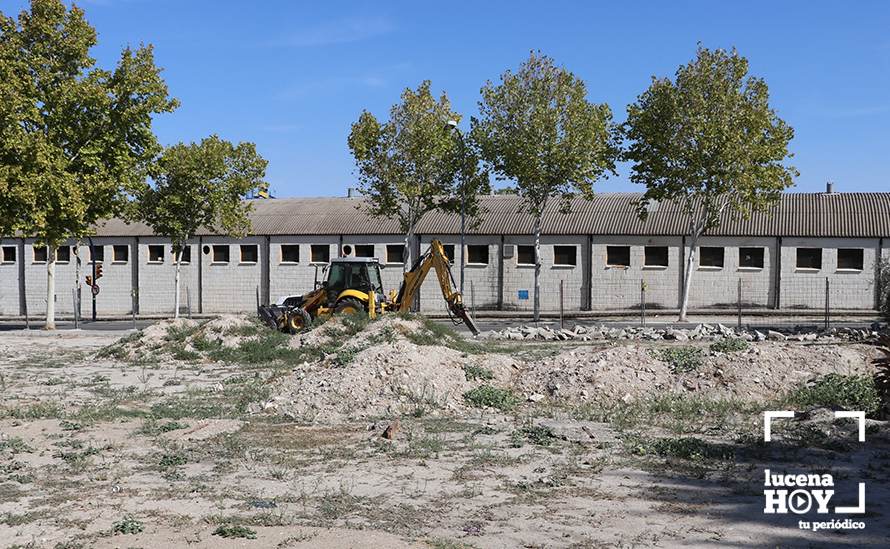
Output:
[[136, 237, 201, 315], [497, 235, 588, 312], [0, 240, 23, 316], [591, 236, 681, 310], [780, 237, 878, 310], [268, 236, 339, 304], [684, 236, 776, 310], [199, 236, 265, 314]]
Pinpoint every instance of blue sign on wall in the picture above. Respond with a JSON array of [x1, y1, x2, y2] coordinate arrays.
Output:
[[518, 290, 529, 300]]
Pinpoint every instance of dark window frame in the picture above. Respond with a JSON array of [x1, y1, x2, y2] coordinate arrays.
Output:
[[467, 245, 489, 265], [644, 246, 669, 267], [148, 245, 165, 263], [386, 244, 405, 264], [837, 248, 864, 270], [354, 244, 375, 258], [174, 246, 191, 264], [796, 248, 822, 270], [606, 246, 630, 267], [113, 245, 129, 263], [280, 245, 299, 263], [1, 246, 15, 263], [517, 245, 535, 265], [310, 244, 330, 264], [699, 246, 725, 268], [212, 245, 230, 263], [739, 247, 765, 269], [553, 245, 577, 266], [240, 244, 259, 263]]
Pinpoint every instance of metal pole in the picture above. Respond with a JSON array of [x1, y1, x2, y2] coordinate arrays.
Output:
[[188, 287, 192, 320], [641, 279, 646, 327], [471, 280, 476, 327], [132, 289, 136, 327], [560, 280, 564, 330], [73, 289, 78, 329], [825, 277, 830, 331], [737, 278, 742, 330], [87, 236, 96, 322]]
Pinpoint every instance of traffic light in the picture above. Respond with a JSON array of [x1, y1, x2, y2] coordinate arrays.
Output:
[[95, 265, 103, 280], [86, 276, 92, 286]]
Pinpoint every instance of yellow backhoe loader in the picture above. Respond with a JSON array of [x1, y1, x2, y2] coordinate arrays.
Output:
[[258, 239, 480, 335]]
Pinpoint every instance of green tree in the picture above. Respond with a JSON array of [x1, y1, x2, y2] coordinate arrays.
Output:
[[348, 80, 488, 273], [0, 0, 178, 328], [138, 136, 268, 318], [473, 51, 619, 322], [623, 45, 797, 321]]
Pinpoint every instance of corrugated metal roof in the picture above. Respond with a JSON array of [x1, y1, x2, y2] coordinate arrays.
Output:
[[90, 192, 890, 239]]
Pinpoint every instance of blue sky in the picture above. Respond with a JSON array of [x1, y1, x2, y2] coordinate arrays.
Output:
[[4, 0, 889, 197]]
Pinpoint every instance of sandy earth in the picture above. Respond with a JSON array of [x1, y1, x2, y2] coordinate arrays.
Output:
[[0, 316, 888, 549]]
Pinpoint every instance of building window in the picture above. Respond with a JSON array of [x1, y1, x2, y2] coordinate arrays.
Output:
[[796, 248, 822, 270], [56, 246, 71, 262], [837, 248, 863, 270], [33, 246, 48, 263], [739, 247, 764, 268], [699, 247, 724, 268], [240, 244, 258, 263], [355, 245, 375, 258], [281, 245, 299, 263], [554, 246, 577, 266], [174, 246, 191, 264], [2, 246, 15, 263], [644, 246, 668, 267], [386, 244, 405, 264], [113, 245, 129, 262], [212, 245, 230, 263], [311, 244, 330, 263], [442, 244, 455, 263], [90, 245, 104, 262], [517, 245, 535, 265], [148, 245, 164, 263], [467, 245, 489, 265], [606, 246, 630, 267]]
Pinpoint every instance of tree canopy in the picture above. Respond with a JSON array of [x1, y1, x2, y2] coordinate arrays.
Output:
[[622, 45, 798, 320], [0, 0, 178, 328], [138, 135, 268, 317], [348, 80, 488, 270], [473, 51, 620, 321]]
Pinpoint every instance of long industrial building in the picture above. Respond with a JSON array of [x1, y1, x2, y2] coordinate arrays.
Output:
[[1, 189, 888, 319]]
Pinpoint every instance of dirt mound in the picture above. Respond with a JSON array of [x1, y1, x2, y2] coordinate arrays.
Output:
[[263, 340, 521, 422], [516, 341, 881, 406]]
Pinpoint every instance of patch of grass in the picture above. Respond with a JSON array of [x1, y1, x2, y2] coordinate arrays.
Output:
[[96, 331, 143, 359], [0, 437, 36, 455], [165, 324, 201, 343], [510, 425, 555, 447], [111, 516, 145, 534], [709, 338, 749, 353], [652, 346, 703, 373], [781, 373, 882, 418], [464, 364, 494, 381], [0, 401, 65, 420], [213, 524, 257, 539], [463, 385, 521, 411], [159, 452, 188, 468], [632, 436, 734, 461]]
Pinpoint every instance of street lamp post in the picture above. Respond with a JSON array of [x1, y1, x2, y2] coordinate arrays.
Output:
[[445, 120, 466, 295]]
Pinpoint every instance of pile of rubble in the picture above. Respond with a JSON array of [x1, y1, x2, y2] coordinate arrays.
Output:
[[479, 322, 887, 343]]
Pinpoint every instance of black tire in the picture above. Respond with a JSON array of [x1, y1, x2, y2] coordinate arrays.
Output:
[[284, 309, 312, 333], [334, 297, 364, 314]]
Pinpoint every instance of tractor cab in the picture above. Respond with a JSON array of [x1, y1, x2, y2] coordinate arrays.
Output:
[[324, 257, 384, 305]]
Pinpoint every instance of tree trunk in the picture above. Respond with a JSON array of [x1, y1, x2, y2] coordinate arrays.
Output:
[[174, 244, 182, 319], [45, 245, 56, 330], [678, 206, 710, 322], [678, 234, 698, 321], [533, 215, 542, 324]]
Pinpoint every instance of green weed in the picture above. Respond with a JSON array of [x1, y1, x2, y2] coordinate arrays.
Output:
[[463, 385, 521, 411], [652, 346, 703, 373], [709, 338, 749, 353], [111, 516, 145, 534], [781, 373, 882, 418]]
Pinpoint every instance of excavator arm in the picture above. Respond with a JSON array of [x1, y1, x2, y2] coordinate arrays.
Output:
[[391, 239, 480, 335]]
